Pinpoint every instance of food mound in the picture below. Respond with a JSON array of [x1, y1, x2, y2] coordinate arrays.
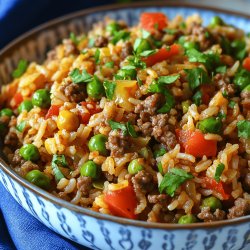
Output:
[[0, 12, 249, 223]]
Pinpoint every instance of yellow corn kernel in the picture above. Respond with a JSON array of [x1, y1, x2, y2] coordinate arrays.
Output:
[[100, 48, 110, 57], [45, 138, 57, 155], [57, 110, 79, 131]]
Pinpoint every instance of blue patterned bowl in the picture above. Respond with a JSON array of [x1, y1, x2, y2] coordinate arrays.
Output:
[[1, 2, 250, 249]]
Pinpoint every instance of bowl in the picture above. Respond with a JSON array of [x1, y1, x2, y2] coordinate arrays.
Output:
[[1, 2, 250, 249]]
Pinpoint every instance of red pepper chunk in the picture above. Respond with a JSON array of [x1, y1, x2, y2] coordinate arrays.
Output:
[[143, 44, 180, 67], [104, 184, 137, 219], [80, 101, 102, 124], [45, 105, 61, 119], [11, 92, 23, 108], [176, 129, 217, 157], [140, 12, 168, 32], [243, 57, 250, 71], [202, 177, 230, 200]]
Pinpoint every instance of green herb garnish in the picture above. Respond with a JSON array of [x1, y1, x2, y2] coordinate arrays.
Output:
[[103, 80, 116, 100], [214, 163, 225, 182], [12, 59, 28, 78], [237, 120, 250, 139]]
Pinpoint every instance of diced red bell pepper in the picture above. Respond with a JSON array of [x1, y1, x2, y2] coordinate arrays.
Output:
[[176, 129, 217, 157], [45, 105, 61, 119], [11, 92, 23, 108], [202, 177, 230, 200], [143, 44, 180, 67], [243, 57, 250, 71], [140, 12, 168, 32], [80, 101, 102, 124], [104, 184, 137, 219]]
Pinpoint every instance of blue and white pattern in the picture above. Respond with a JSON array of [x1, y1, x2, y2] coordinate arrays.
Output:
[[1, 5, 250, 250]]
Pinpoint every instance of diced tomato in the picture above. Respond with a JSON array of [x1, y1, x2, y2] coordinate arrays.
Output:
[[80, 101, 102, 124], [140, 12, 168, 33], [143, 44, 180, 67], [104, 184, 137, 219], [11, 92, 23, 108], [202, 177, 230, 200], [243, 57, 250, 71], [176, 129, 217, 157], [45, 105, 61, 119]]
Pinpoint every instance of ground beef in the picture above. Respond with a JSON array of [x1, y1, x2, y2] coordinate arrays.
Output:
[[46, 49, 57, 61], [227, 198, 250, 219], [214, 73, 235, 97], [197, 207, 226, 222], [77, 176, 92, 196], [135, 94, 177, 150], [106, 129, 130, 157], [148, 194, 169, 207], [188, 23, 212, 51], [244, 173, 250, 192], [132, 170, 154, 194], [241, 89, 250, 110], [95, 36, 108, 48], [10, 149, 25, 167], [103, 172, 117, 183], [4, 130, 18, 148], [151, 114, 177, 150], [15, 161, 39, 177], [60, 82, 86, 103], [63, 39, 77, 56], [120, 42, 133, 60]]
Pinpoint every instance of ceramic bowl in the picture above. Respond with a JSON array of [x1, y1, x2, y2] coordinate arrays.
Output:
[[1, 2, 250, 249]]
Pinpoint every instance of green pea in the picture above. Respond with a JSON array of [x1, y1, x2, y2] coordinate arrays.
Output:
[[80, 160, 100, 180], [178, 214, 198, 224], [32, 89, 51, 108], [106, 22, 121, 35], [116, 67, 137, 80], [88, 134, 108, 155], [128, 159, 144, 175], [210, 16, 224, 27], [183, 41, 200, 51], [153, 147, 166, 158], [201, 196, 222, 212], [0, 108, 13, 117], [87, 76, 105, 99], [133, 38, 151, 54], [18, 100, 33, 114], [19, 144, 40, 161], [197, 117, 222, 134], [25, 170, 50, 190]]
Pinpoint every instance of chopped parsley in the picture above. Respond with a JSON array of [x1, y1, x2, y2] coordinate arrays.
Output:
[[237, 120, 250, 139], [216, 65, 227, 74], [214, 163, 225, 182], [94, 49, 100, 64], [103, 80, 116, 100], [70, 68, 93, 84], [158, 74, 180, 84], [52, 154, 68, 182], [192, 90, 202, 106], [12, 59, 28, 78], [141, 29, 151, 39], [234, 68, 250, 91], [139, 50, 157, 57], [108, 120, 138, 137], [159, 168, 194, 197], [104, 61, 114, 68], [185, 67, 210, 90], [127, 55, 146, 69], [229, 100, 236, 108], [111, 30, 130, 45], [69, 32, 85, 45]]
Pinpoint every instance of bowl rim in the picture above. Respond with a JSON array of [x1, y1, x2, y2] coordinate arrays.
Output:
[[1, 0, 250, 230]]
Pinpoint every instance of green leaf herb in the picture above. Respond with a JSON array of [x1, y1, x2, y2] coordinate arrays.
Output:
[[16, 121, 26, 132], [94, 49, 101, 64], [158, 74, 180, 84], [159, 168, 194, 197], [141, 29, 151, 39], [229, 100, 236, 108], [214, 163, 225, 182], [111, 30, 130, 45], [127, 55, 146, 69], [192, 90, 202, 106], [69, 32, 85, 45], [216, 65, 227, 74], [139, 50, 157, 57], [103, 80, 116, 100], [105, 61, 114, 68], [185, 67, 210, 90], [70, 68, 93, 84], [52, 154, 68, 182], [12, 59, 28, 78], [108, 120, 137, 137], [237, 120, 250, 139], [234, 68, 250, 91]]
